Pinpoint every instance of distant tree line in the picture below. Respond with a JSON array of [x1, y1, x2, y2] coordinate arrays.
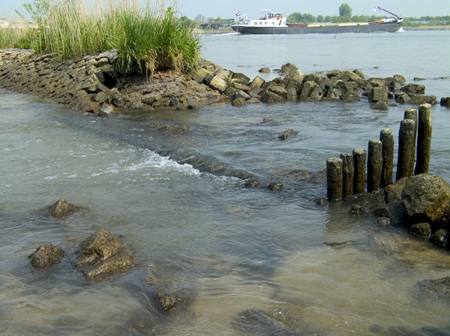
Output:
[[191, 3, 450, 27]]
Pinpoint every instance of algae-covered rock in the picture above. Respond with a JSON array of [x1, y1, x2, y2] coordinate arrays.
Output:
[[401, 174, 450, 226], [76, 229, 135, 280], [29, 245, 65, 268], [50, 199, 83, 218]]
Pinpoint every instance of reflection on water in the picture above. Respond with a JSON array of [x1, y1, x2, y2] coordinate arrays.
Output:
[[1, 30, 450, 335]]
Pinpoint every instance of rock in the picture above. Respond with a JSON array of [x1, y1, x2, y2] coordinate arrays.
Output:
[[393, 74, 406, 84], [430, 229, 449, 248], [286, 88, 297, 101], [401, 83, 426, 95], [261, 90, 285, 103], [244, 179, 260, 188], [208, 75, 228, 93], [97, 103, 116, 117], [280, 62, 298, 75], [418, 277, 450, 301], [232, 308, 300, 336], [384, 182, 405, 204], [76, 229, 135, 280], [299, 80, 318, 100], [341, 70, 364, 86], [440, 97, 450, 108], [410, 95, 437, 105], [387, 200, 409, 225], [371, 100, 389, 110], [191, 68, 212, 84], [94, 91, 108, 103], [169, 97, 179, 106], [232, 97, 246, 107], [232, 72, 250, 85], [284, 69, 304, 84], [378, 217, 391, 226], [368, 86, 388, 103], [50, 199, 83, 218], [353, 69, 365, 80], [82, 249, 135, 280], [258, 67, 270, 73], [268, 182, 283, 191], [411, 222, 432, 238], [29, 245, 65, 268], [395, 93, 411, 104], [250, 76, 265, 90], [279, 129, 294, 141], [231, 90, 250, 102], [268, 85, 287, 100], [401, 174, 450, 226], [232, 82, 251, 92], [158, 125, 188, 134]]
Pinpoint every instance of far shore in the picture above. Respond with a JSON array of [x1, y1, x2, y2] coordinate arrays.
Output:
[[195, 25, 448, 34]]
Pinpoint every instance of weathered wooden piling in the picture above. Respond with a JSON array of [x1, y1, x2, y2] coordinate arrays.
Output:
[[367, 140, 383, 192], [404, 108, 418, 145], [415, 104, 433, 175], [396, 119, 416, 180], [340, 153, 354, 197], [327, 157, 343, 200], [380, 128, 394, 187], [353, 148, 367, 195]]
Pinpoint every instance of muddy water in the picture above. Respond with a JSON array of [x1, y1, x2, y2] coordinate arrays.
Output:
[[1, 30, 450, 335]]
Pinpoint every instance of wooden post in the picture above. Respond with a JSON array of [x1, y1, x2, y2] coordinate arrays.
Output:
[[367, 140, 383, 192], [404, 108, 418, 145], [340, 153, 354, 197], [327, 157, 343, 200], [380, 128, 394, 187], [353, 148, 367, 195], [415, 104, 432, 175], [396, 119, 416, 180]]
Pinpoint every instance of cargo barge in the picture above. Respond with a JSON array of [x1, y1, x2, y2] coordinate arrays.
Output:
[[232, 7, 403, 34]]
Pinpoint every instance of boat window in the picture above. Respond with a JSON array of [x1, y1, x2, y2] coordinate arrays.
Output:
[[265, 22, 268, 25], [254, 22, 257, 25], [259, 22, 262, 25]]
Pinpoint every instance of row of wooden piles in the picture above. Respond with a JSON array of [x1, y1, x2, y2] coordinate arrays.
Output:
[[327, 104, 433, 200]]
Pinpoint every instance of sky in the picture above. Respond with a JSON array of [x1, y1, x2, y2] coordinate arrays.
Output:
[[1, 0, 449, 20]]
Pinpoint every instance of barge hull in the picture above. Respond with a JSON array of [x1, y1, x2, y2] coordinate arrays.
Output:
[[233, 21, 402, 34]]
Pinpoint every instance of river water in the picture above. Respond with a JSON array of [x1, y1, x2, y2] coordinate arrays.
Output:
[[1, 30, 450, 335]]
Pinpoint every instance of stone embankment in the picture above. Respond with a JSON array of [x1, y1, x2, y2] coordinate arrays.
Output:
[[0, 49, 225, 114], [0, 49, 446, 115]]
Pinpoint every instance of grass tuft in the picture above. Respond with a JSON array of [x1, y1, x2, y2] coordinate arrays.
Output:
[[0, 0, 201, 75]]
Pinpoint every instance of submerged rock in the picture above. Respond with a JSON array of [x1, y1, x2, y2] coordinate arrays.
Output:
[[76, 229, 135, 280], [29, 245, 65, 268], [50, 199, 83, 218], [418, 277, 450, 301]]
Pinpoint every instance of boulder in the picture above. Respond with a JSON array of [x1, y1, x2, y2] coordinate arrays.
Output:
[[299, 80, 318, 100], [430, 229, 448, 248], [260, 90, 285, 103], [327, 69, 345, 78], [76, 229, 135, 280], [401, 174, 450, 226], [232, 82, 251, 92], [278, 129, 294, 141], [29, 245, 65, 268], [409, 95, 437, 105], [50, 199, 83, 218], [231, 97, 246, 107], [341, 70, 364, 86], [418, 277, 450, 301], [232, 72, 250, 85], [258, 67, 270, 73], [208, 76, 228, 93], [250, 76, 265, 90], [280, 62, 298, 75], [268, 85, 287, 100], [232, 308, 299, 335], [410, 222, 432, 238], [395, 93, 411, 104], [384, 182, 405, 204], [368, 78, 386, 88], [368, 86, 388, 103], [440, 97, 450, 108], [284, 69, 305, 84], [401, 83, 426, 95], [371, 100, 389, 110], [268, 182, 283, 191], [97, 103, 116, 116]]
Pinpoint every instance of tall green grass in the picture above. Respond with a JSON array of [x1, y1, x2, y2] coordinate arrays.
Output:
[[0, 0, 201, 75]]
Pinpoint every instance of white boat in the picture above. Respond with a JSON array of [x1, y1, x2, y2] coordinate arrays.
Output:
[[232, 8, 403, 35]]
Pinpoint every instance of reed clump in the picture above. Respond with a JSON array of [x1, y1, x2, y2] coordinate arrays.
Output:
[[0, 0, 201, 75]]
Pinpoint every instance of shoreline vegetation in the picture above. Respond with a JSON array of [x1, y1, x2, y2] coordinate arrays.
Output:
[[0, 0, 201, 76]]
